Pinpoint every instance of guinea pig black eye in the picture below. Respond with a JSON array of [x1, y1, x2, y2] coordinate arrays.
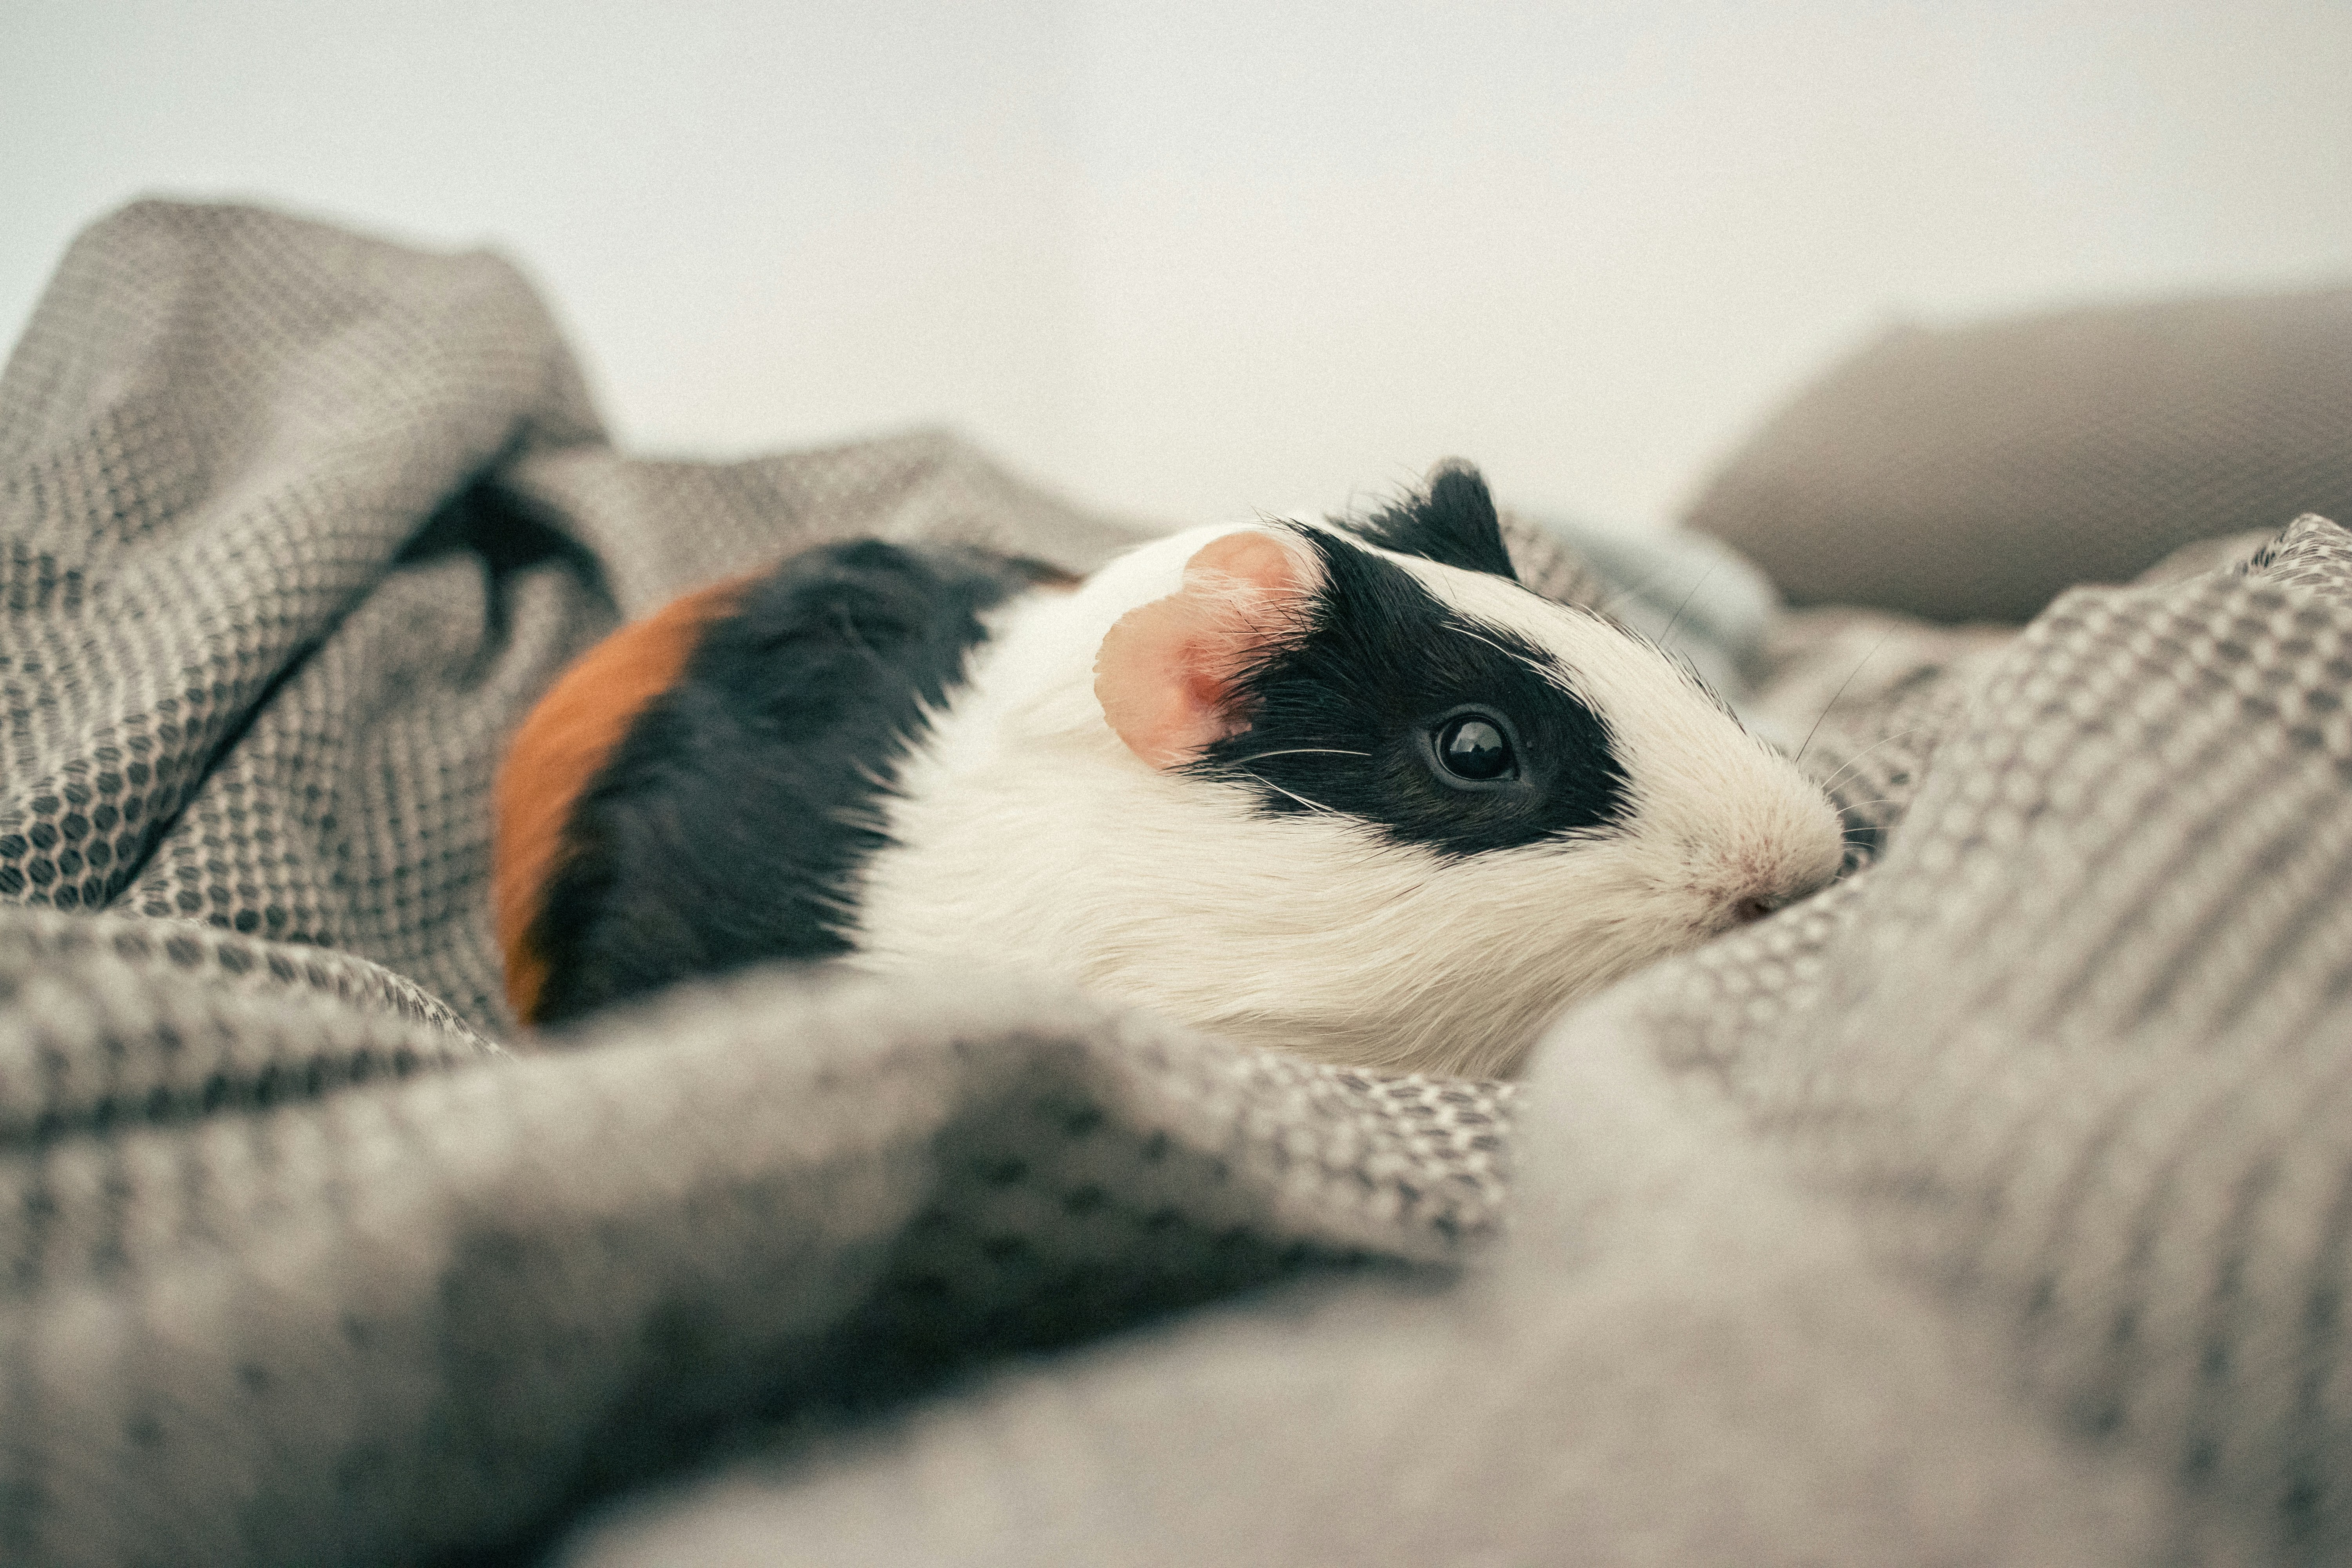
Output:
[[1434, 713, 1515, 782]]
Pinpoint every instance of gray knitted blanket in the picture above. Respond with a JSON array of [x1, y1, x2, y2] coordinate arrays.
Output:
[[4, 202, 2348, 1567]]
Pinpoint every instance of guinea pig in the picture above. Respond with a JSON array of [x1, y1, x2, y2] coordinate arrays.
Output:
[[494, 462, 1844, 1078]]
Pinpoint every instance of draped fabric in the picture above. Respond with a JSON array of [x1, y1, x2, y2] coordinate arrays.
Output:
[[5, 201, 2348, 1567]]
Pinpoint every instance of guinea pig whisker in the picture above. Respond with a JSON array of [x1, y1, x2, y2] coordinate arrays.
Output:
[[1655, 562, 1721, 655], [1247, 775, 1341, 817], [1812, 724, 1931, 795], [1448, 621, 1539, 670], [1228, 747, 1372, 766], [1814, 724, 1926, 787], [1795, 626, 1901, 766]]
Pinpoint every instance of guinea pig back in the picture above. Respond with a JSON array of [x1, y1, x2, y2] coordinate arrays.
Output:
[[494, 541, 1062, 1027], [494, 575, 749, 1024]]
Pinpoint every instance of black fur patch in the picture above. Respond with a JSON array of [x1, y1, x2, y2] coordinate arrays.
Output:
[[527, 540, 1054, 1025], [1347, 461, 1518, 581], [1191, 527, 1628, 855]]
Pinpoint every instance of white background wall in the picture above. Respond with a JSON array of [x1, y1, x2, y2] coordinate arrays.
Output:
[[7, 1, 2352, 530]]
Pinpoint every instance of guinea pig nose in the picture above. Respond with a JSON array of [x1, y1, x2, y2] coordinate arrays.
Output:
[[1732, 894, 1782, 926]]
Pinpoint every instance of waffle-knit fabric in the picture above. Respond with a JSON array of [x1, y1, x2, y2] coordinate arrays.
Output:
[[0, 201, 1515, 1567], [573, 512, 2352, 1568], [5, 200, 2351, 1568]]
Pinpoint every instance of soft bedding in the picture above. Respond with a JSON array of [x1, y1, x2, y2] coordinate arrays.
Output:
[[5, 201, 2352, 1567]]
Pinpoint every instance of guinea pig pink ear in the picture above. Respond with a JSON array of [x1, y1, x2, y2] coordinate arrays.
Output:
[[1093, 530, 1318, 769]]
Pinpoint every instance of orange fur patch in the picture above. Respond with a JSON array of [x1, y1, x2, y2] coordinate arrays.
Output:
[[494, 577, 748, 1026]]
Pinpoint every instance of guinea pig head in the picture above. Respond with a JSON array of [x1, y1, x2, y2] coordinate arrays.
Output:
[[852, 466, 1846, 1078]]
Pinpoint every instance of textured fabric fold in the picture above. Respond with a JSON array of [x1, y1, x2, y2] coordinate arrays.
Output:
[[2, 202, 1506, 1568], [9, 198, 2352, 1568]]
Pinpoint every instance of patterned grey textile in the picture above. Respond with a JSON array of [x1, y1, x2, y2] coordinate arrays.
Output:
[[575, 516, 2352, 1568], [6, 197, 2352, 1568], [1685, 286, 2352, 623], [0, 200, 1507, 1567], [0, 201, 1149, 1034], [0, 911, 1508, 1568]]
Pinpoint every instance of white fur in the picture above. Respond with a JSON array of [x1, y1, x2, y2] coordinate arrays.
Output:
[[841, 523, 1845, 1078]]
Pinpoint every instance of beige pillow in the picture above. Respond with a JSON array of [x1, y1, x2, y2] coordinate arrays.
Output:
[[1684, 286, 2352, 622]]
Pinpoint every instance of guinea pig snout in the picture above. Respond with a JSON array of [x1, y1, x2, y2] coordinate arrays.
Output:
[[1711, 873, 1815, 933], [1702, 824, 1844, 933], [1708, 876, 1788, 933]]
